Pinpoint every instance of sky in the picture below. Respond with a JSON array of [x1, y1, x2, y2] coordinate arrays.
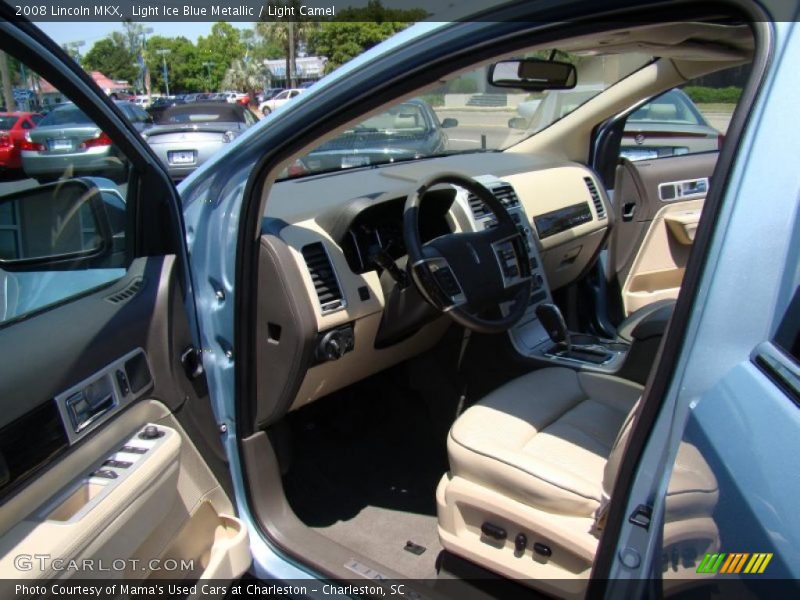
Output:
[[36, 21, 253, 48]]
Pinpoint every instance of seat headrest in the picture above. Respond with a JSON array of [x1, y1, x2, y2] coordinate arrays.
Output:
[[648, 103, 679, 121], [393, 113, 419, 129]]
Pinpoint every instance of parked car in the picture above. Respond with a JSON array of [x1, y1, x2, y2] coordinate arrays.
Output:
[[20, 102, 142, 182], [292, 98, 457, 175], [621, 88, 724, 159], [146, 97, 185, 123], [143, 102, 257, 180], [0, 111, 42, 173], [260, 87, 284, 103], [514, 87, 722, 160], [257, 88, 303, 116]]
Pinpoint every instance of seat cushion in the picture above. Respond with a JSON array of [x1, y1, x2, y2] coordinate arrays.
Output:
[[448, 368, 643, 516]]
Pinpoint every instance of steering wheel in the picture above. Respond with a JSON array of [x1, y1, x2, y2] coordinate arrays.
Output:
[[403, 172, 532, 333]]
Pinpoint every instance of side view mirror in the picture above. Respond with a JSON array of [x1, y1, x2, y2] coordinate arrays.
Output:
[[0, 179, 118, 271], [508, 117, 528, 130], [441, 118, 458, 128], [489, 58, 577, 91]]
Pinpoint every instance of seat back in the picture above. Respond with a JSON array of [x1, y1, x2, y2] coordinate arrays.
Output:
[[592, 397, 640, 532]]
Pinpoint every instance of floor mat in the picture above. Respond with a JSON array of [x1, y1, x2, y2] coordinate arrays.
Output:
[[282, 371, 451, 580]]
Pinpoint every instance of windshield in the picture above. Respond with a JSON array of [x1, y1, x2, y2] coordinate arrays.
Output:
[[281, 51, 651, 180], [39, 105, 93, 126]]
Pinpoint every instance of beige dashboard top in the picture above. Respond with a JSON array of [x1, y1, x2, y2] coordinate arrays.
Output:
[[262, 152, 610, 333]]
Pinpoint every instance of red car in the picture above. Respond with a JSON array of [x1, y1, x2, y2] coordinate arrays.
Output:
[[0, 111, 42, 172]]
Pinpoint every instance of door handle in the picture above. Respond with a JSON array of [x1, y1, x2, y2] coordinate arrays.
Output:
[[622, 203, 637, 221]]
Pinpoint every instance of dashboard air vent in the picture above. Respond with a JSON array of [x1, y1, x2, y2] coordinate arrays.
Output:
[[584, 176, 606, 219], [106, 278, 144, 304], [467, 182, 520, 219], [301, 242, 344, 314]]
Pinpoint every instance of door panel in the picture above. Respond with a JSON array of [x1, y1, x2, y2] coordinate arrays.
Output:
[[0, 15, 248, 586], [0, 258, 249, 584], [0, 401, 249, 583], [623, 199, 703, 314], [610, 152, 717, 315]]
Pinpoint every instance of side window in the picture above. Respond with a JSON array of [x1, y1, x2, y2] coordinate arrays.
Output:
[[0, 58, 135, 326], [619, 65, 748, 162]]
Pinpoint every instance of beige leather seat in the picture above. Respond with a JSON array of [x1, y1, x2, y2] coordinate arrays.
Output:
[[437, 367, 719, 596]]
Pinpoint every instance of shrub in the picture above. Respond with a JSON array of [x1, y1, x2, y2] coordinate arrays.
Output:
[[448, 78, 479, 94], [682, 86, 742, 104], [420, 93, 444, 107]]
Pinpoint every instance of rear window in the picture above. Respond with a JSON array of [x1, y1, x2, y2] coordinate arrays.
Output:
[[0, 116, 18, 129], [39, 105, 93, 126], [155, 104, 242, 125]]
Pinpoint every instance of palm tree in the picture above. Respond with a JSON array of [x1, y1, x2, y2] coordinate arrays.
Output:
[[256, 3, 316, 88], [222, 58, 270, 103]]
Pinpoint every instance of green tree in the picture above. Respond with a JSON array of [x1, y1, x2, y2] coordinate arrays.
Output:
[[257, 2, 318, 87], [196, 22, 245, 91], [83, 33, 138, 84], [308, 22, 408, 74], [145, 36, 203, 94], [306, 1, 427, 73]]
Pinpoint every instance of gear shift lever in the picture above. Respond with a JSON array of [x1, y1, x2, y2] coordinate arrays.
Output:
[[535, 303, 571, 350]]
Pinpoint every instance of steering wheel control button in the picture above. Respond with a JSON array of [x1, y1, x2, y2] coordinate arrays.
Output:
[[432, 267, 461, 298], [120, 445, 148, 454], [138, 425, 164, 440], [92, 469, 118, 479]]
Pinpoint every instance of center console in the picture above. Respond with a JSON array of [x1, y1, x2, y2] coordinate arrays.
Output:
[[466, 178, 629, 374]]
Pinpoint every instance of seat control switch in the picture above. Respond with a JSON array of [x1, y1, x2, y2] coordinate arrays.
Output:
[[514, 533, 527, 553], [480, 522, 507, 541], [533, 542, 552, 557]]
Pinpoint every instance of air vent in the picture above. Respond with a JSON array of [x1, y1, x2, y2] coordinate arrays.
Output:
[[106, 278, 144, 304], [301, 243, 344, 314], [467, 182, 520, 220], [584, 177, 606, 219]]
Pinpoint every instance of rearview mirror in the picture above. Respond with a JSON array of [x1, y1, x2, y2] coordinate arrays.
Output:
[[489, 59, 577, 91], [0, 179, 117, 270]]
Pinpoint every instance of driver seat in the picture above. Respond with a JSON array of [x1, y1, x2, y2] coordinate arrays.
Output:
[[436, 367, 719, 596]]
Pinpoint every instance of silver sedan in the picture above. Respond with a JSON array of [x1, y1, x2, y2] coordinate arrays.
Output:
[[144, 103, 258, 181]]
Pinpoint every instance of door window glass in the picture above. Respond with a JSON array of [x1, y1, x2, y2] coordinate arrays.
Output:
[[0, 56, 135, 325]]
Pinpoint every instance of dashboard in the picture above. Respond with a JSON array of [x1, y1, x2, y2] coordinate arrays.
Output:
[[340, 190, 454, 274], [253, 152, 611, 425]]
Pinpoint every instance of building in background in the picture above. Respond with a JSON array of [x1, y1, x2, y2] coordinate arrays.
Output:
[[263, 56, 327, 87], [38, 71, 131, 106]]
